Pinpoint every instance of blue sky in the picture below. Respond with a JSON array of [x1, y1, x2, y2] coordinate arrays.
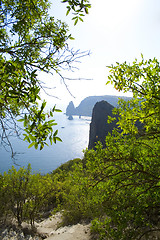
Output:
[[40, 0, 160, 109]]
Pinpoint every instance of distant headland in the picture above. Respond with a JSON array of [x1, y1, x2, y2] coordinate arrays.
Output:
[[66, 95, 132, 117]]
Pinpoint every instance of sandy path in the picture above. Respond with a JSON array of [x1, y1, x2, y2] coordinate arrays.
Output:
[[35, 212, 91, 240]]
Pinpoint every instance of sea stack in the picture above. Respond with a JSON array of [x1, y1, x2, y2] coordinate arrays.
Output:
[[66, 101, 76, 116], [88, 100, 117, 149], [68, 115, 73, 120]]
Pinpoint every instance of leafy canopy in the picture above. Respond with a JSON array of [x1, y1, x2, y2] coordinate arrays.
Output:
[[107, 55, 160, 136], [90, 56, 160, 239], [0, 0, 91, 157], [57, 56, 160, 239]]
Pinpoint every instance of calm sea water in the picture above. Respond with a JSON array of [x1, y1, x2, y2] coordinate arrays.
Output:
[[0, 112, 91, 174]]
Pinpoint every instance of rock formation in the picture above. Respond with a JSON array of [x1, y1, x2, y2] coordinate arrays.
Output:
[[66, 101, 76, 116], [68, 115, 73, 120], [66, 95, 132, 117], [88, 100, 118, 149]]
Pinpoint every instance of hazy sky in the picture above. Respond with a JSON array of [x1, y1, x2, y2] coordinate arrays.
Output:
[[40, 0, 160, 108]]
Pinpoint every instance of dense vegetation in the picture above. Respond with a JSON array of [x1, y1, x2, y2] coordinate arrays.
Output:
[[1, 56, 160, 239]]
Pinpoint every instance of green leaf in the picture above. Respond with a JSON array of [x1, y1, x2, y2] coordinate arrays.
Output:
[[34, 143, 38, 149], [79, 17, 84, 22], [49, 135, 53, 145], [40, 143, 44, 150], [53, 137, 56, 144], [69, 36, 75, 40], [54, 108, 62, 113], [74, 18, 78, 25], [28, 142, 36, 149], [106, 80, 110, 85], [53, 129, 58, 137], [66, 8, 70, 16], [55, 137, 62, 142], [85, 7, 89, 14], [17, 119, 24, 122]]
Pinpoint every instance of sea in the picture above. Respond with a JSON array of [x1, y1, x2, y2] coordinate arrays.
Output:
[[0, 112, 91, 174]]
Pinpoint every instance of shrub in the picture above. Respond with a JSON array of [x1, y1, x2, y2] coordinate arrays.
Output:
[[0, 164, 58, 225]]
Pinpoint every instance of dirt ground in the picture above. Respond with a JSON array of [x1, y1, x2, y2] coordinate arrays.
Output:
[[24, 212, 91, 240]]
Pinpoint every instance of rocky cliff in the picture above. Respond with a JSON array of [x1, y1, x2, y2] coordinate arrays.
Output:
[[66, 101, 76, 116], [88, 100, 118, 149], [66, 95, 131, 117]]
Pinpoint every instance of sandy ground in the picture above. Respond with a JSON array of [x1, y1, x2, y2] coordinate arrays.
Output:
[[0, 212, 91, 240], [31, 212, 91, 240]]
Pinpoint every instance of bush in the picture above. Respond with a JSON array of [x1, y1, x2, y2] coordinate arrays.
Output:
[[0, 164, 58, 226]]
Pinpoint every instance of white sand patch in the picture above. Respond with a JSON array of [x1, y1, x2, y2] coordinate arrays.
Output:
[[45, 223, 91, 240], [36, 212, 91, 240]]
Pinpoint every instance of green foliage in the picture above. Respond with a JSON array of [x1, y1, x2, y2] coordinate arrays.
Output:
[[56, 148, 109, 225], [0, 165, 32, 225], [0, 0, 90, 157], [107, 55, 160, 136], [52, 158, 82, 174], [0, 165, 60, 226], [18, 103, 62, 150], [58, 162, 93, 225], [62, 0, 91, 25], [54, 56, 160, 239], [88, 56, 160, 239], [23, 172, 56, 225]]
